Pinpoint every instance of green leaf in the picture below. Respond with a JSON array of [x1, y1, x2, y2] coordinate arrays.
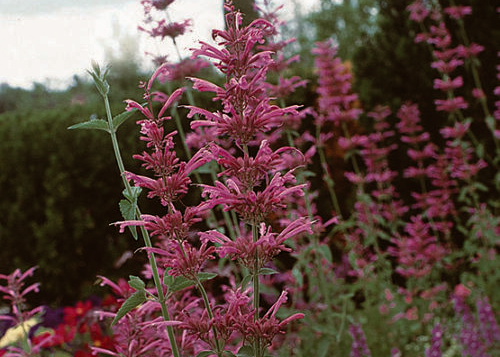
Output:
[[317, 245, 332, 263], [224, 351, 237, 357], [88, 62, 110, 97], [112, 109, 136, 132], [169, 275, 195, 293], [119, 199, 138, 240], [123, 187, 142, 203], [193, 161, 218, 175], [68, 119, 109, 132], [128, 275, 145, 291], [292, 266, 303, 286], [259, 267, 279, 275], [163, 271, 174, 287], [197, 272, 218, 281], [112, 290, 146, 326], [239, 274, 252, 289], [196, 351, 215, 357], [317, 337, 332, 357], [237, 345, 254, 357], [476, 143, 484, 159]]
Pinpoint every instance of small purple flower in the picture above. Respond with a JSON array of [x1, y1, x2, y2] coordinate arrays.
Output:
[[349, 323, 371, 357], [426, 323, 444, 357]]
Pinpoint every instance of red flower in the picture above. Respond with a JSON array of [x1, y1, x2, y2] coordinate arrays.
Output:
[[63, 300, 92, 326]]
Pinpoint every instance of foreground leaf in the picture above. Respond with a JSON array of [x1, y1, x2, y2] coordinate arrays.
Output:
[[68, 119, 109, 132], [119, 199, 138, 240], [112, 290, 146, 326]]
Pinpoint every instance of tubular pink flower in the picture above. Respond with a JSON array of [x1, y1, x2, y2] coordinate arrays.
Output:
[[433, 76, 463, 91], [434, 97, 468, 112], [431, 58, 464, 74], [201, 171, 305, 223], [200, 218, 311, 271]]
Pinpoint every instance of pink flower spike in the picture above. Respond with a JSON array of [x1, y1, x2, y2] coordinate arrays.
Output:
[[158, 87, 185, 118]]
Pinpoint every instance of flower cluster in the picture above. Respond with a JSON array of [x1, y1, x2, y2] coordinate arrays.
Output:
[[0, 268, 114, 357]]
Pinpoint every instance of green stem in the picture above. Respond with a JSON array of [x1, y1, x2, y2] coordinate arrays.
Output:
[[251, 222, 262, 357], [315, 123, 343, 219], [196, 278, 224, 356], [103, 96, 181, 357]]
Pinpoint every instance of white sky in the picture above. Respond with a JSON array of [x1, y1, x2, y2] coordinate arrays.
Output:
[[0, 0, 319, 89]]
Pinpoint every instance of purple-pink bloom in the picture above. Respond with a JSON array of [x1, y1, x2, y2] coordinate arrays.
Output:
[[200, 218, 311, 271], [425, 323, 443, 357], [349, 323, 371, 357], [201, 170, 305, 223]]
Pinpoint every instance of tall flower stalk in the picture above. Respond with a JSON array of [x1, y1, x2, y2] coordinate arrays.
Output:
[[70, 63, 182, 357]]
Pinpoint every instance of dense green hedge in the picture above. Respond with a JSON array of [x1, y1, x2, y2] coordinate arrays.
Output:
[[0, 102, 147, 305]]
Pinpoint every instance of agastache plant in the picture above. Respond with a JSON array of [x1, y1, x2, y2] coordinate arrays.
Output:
[[186, 2, 311, 355], [70, 1, 311, 356], [0, 267, 51, 356]]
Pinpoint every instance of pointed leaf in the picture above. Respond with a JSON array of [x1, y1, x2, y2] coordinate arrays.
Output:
[[317, 245, 332, 263], [259, 268, 279, 276], [112, 291, 146, 326], [197, 272, 217, 281], [119, 199, 138, 240], [192, 161, 217, 175], [112, 109, 136, 131], [128, 275, 145, 291], [68, 119, 110, 132], [169, 275, 195, 293], [292, 266, 303, 286]]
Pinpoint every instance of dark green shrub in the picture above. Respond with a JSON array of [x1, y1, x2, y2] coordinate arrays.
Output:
[[0, 103, 146, 305]]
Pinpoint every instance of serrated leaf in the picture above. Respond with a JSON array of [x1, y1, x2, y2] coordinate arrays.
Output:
[[196, 351, 215, 357], [119, 200, 136, 220], [169, 275, 195, 293], [197, 272, 217, 281], [259, 268, 278, 275], [112, 109, 136, 132], [123, 187, 142, 203], [128, 275, 145, 291], [237, 345, 254, 357], [68, 119, 109, 132], [119, 199, 138, 240], [112, 291, 146, 326]]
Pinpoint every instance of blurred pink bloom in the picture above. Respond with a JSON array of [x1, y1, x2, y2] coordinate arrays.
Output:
[[444, 5, 472, 20], [407, 0, 430, 22]]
